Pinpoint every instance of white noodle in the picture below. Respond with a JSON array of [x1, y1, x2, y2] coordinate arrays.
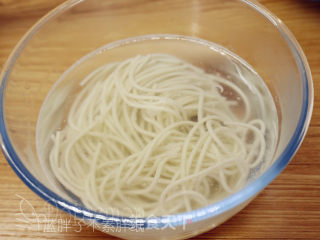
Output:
[[49, 54, 266, 216]]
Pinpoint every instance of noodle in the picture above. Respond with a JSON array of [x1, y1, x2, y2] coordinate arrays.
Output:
[[49, 54, 266, 216]]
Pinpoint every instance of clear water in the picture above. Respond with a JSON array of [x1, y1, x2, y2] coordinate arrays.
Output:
[[36, 34, 278, 205]]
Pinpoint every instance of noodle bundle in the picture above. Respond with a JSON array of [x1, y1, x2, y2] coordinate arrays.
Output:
[[49, 54, 266, 216]]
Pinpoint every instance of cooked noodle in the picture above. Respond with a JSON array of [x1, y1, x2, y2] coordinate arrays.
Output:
[[49, 54, 266, 216]]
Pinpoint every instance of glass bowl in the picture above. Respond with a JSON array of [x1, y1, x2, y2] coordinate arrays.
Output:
[[0, 0, 313, 239]]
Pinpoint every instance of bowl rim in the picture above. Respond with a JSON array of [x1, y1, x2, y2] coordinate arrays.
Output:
[[0, 0, 314, 229]]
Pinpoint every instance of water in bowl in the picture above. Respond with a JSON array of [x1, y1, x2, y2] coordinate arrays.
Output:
[[36, 34, 278, 216]]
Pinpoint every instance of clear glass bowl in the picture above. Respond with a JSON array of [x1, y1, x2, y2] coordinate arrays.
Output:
[[0, 0, 313, 239]]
